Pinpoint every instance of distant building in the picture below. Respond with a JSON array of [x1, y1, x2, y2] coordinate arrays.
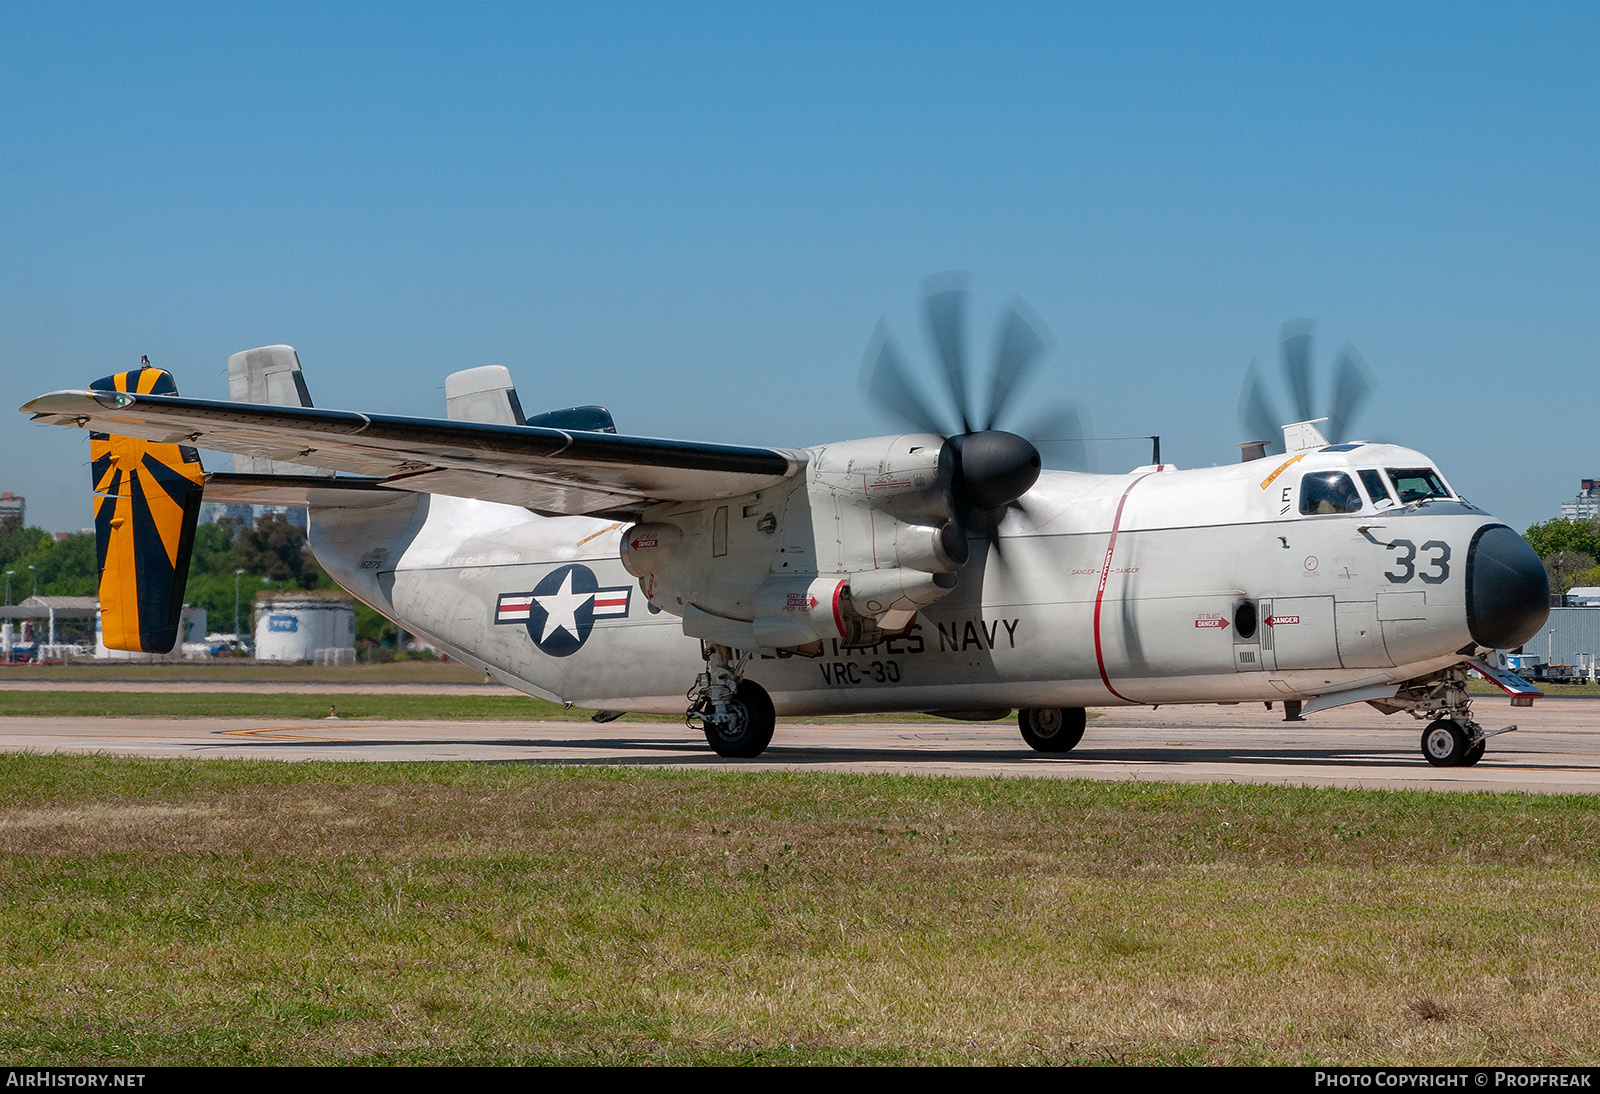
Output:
[[1560, 480, 1600, 522], [197, 502, 308, 532], [0, 492, 23, 525], [198, 501, 255, 528]]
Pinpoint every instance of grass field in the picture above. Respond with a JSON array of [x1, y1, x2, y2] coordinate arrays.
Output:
[[0, 660, 489, 685], [0, 690, 615, 721], [3, 754, 1599, 1065]]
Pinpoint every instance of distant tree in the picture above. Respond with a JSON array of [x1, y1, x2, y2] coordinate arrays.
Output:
[[236, 513, 324, 587], [1525, 518, 1600, 561], [0, 516, 56, 573], [1566, 563, 1600, 592], [4, 531, 97, 598], [1544, 551, 1598, 597]]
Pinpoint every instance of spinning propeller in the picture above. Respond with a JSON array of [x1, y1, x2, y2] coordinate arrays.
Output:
[[1237, 319, 1374, 456], [861, 273, 1089, 565]]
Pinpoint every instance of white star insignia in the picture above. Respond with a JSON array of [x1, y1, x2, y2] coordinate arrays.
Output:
[[532, 569, 594, 642]]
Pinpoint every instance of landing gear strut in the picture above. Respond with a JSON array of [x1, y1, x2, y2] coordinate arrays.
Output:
[[1384, 665, 1512, 767], [688, 644, 775, 758], [1018, 707, 1087, 753]]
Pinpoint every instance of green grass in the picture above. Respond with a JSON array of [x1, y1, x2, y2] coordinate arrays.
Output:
[[0, 691, 617, 721], [3, 754, 1600, 1065], [1467, 679, 1600, 697], [0, 659, 488, 684]]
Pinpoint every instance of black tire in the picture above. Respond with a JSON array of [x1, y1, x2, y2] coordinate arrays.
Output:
[[1461, 739, 1486, 766], [703, 680, 776, 758], [1019, 707, 1087, 753], [1421, 718, 1469, 767]]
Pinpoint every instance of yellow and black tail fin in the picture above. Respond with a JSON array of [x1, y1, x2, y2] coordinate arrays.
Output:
[[90, 364, 205, 652]]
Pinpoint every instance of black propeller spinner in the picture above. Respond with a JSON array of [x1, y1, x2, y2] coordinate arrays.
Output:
[[1237, 319, 1375, 457], [861, 274, 1087, 564]]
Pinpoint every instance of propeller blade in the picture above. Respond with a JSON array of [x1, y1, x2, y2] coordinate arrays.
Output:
[[922, 272, 974, 434], [860, 319, 948, 435], [1280, 319, 1315, 423], [983, 298, 1051, 431], [1019, 400, 1094, 472], [1238, 357, 1284, 456], [1325, 343, 1374, 444]]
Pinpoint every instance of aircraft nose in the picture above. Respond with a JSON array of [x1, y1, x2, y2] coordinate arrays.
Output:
[[1467, 524, 1550, 649]]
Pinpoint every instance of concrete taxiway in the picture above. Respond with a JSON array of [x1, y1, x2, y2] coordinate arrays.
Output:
[[2, 696, 1598, 793]]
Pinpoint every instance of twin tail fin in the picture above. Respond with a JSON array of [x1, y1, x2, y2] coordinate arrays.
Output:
[[90, 364, 204, 652]]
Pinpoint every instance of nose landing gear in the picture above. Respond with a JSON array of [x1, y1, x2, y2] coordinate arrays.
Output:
[[1386, 665, 1515, 767]]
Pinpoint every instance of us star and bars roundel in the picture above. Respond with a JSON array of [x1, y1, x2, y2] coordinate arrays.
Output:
[[494, 564, 632, 657]]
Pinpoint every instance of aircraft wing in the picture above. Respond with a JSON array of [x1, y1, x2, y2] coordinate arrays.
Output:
[[23, 389, 805, 517]]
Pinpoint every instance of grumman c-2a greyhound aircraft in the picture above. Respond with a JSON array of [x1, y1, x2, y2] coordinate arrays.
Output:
[[21, 280, 1551, 767]]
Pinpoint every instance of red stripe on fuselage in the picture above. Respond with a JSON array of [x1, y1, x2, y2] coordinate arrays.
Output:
[[1092, 474, 1154, 703]]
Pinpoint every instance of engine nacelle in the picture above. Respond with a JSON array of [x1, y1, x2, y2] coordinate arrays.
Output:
[[619, 522, 683, 578], [751, 575, 847, 649], [847, 567, 956, 615], [893, 520, 966, 573]]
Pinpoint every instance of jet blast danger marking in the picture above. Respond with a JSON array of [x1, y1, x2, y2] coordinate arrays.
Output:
[[1266, 614, 1300, 626], [1194, 614, 1230, 629]]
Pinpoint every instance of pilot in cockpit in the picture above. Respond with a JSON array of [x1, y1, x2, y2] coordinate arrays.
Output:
[[1299, 471, 1364, 515]]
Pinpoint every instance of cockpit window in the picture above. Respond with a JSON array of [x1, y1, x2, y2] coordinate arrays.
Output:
[[1299, 471, 1364, 515], [1386, 468, 1452, 504], [1358, 469, 1394, 507]]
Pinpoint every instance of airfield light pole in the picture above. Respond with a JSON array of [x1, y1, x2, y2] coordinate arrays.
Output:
[[28, 566, 37, 599], [234, 569, 245, 638], [3, 570, 12, 605]]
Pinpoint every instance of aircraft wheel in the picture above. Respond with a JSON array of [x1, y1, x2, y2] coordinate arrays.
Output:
[[1019, 707, 1086, 753], [1421, 719, 1469, 767], [703, 680, 775, 758], [1461, 739, 1486, 766]]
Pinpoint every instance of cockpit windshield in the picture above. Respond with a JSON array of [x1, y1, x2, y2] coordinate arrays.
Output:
[[1386, 468, 1452, 504], [1299, 471, 1364, 515]]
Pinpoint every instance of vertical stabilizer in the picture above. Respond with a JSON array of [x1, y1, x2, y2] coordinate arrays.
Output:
[[91, 365, 205, 652], [446, 365, 527, 425], [226, 345, 332, 476]]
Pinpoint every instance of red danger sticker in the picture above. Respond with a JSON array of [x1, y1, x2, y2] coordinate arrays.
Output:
[[1266, 615, 1300, 626], [1194, 615, 1230, 629]]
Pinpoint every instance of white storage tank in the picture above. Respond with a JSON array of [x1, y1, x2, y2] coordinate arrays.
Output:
[[95, 606, 207, 660], [253, 591, 357, 663]]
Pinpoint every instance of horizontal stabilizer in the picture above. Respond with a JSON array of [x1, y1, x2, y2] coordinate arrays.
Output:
[[24, 389, 803, 517], [203, 472, 392, 508]]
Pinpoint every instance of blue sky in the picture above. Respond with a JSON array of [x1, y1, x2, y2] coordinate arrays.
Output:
[[3, 2, 1595, 533]]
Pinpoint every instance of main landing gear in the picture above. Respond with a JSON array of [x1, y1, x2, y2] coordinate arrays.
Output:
[[1018, 707, 1087, 753], [688, 643, 775, 758], [1382, 664, 1514, 768]]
